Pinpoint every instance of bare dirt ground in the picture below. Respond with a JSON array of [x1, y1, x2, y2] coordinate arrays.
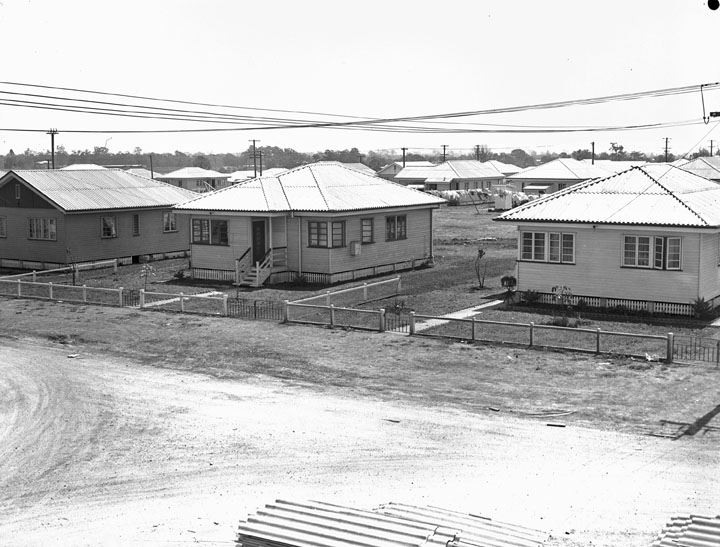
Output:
[[0, 299, 719, 547]]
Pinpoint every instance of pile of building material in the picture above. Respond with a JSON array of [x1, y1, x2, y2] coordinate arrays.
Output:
[[236, 499, 548, 547], [651, 514, 720, 547]]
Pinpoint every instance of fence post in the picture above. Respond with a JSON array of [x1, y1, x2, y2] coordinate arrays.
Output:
[[379, 309, 386, 332], [325, 290, 331, 306], [117, 286, 122, 306], [409, 311, 415, 335], [114, 259, 118, 273], [17, 279, 21, 297], [472, 316, 476, 341], [32, 270, 36, 282], [666, 332, 674, 364], [84, 284, 88, 303], [363, 283, 368, 300], [180, 293, 185, 313], [139, 289, 145, 308], [253, 300, 257, 319], [397, 277, 402, 293], [283, 300, 290, 323], [223, 294, 228, 316], [596, 328, 601, 354], [716, 339, 720, 368], [529, 322, 534, 347], [48, 282, 53, 300], [330, 304, 335, 328]]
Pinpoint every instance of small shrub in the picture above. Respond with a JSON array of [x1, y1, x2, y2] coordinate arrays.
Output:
[[523, 289, 541, 305], [173, 269, 186, 281], [691, 297, 714, 320], [575, 298, 588, 311]]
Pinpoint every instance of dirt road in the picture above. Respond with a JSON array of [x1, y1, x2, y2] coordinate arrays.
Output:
[[0, 335, 718, 547]]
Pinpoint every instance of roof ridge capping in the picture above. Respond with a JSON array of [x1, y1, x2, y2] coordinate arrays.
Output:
[[640, 163, 713, 226]]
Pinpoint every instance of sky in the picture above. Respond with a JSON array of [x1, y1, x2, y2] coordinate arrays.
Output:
[[1, 0, 719, 159]]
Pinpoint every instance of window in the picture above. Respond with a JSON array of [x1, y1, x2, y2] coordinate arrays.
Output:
[[308, 221, 328, 247], [624, 235, 681, 270], [557, 183, 567, 191], [28, 218, 56, 240], [101, 216, 118, 238], [163, 211, 177, 232], [331, 221, 345, 248], [15, 184, 20, 200], [132, 214, 140, 236], [0, 217, 6, 238], [386, 215, 407, 241], [521, 231, 574, 263], [361, 218, 374, 243], [191, 218, 228, 245]]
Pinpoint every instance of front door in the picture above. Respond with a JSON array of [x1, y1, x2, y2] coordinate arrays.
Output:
[[252, 220, 266, 264]]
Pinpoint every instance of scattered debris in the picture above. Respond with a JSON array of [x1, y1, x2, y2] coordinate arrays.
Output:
[[66, 354, 79, 359], [488, 407, 500, 412], [546, 422, 566, 428]]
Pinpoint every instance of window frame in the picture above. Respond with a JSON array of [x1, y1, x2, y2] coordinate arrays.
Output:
[[28, 217, 57, 241], [331, 221, 345, 248], [191, 218, 228, 246], [385, 215, 407, 242], [308, 221, 328, 248], [361, 218, 374, 244], [520, 231, 575, 264], [101, 216, 118, 239], [623, 235, 682, 270], [0, 216, 6, 238], [163, 211, 177, 233], [132, 214, 140, 237]]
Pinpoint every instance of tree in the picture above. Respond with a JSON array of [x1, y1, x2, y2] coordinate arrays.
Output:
[[3, 149, 16, 169], [609, 142, 627, 160], [571, 149, 593, 160], [193, 155, 211, 169], [474, 248, 487, 288]]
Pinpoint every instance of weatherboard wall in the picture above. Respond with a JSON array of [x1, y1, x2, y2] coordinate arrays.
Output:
[[515, 224, 714, 304], [0, 206, 67, 263]]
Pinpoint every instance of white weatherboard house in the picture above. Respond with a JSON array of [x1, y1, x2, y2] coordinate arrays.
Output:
[[174, 162, 446, 286], [495, 164, 720, 316], [508, 158, 611, 195]]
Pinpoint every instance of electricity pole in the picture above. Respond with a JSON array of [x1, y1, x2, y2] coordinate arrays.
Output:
[[401, 147, 407, 167], [149, 154, 154, 179], [591, 141, 595, 165], [250, 139, 260, 177], [475, 145, 480, 161], [710, 140, 715, 156], [258, 150, 263, 176], [47, 128, 58, 169], [664, 138, 671, 163], [441, 144, 448, 163]]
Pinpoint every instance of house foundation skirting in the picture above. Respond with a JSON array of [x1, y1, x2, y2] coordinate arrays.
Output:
[[0, 250, 189, 272], [190, 257, 432, 286], [519, 290, 699, 317]]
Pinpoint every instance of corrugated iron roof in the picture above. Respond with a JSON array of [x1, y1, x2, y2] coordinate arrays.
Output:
[[156, 166, 229, 179], [59, 163, 108, 170], [484, 161, 521, 176], [651, 515, 720, 547], [175, 162, 445, 213], [580, 159, 646, 173], [237, 500, 548, 547], [3, 169, 199, 212], [509, 158, 612, 181], [323, 162, 377, 176], [680, 156, 720, 180], [496, 164, 720, 227], [395, 161, 501, 182]]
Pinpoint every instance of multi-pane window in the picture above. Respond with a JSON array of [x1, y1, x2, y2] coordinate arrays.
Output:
[[163, 211, 177, 232], [624, 235, 681, 270], [308, 221, 328, 247], [361, 219, 374, 243], [0, 217, 6, 238], [132, 214, 140, 236], [101, 217, 117, 238], [331, 221, 345, 248], [192, 219, 228, 245], [15, 184, 20, 200], [521, 231, 574, 263], [28, 218, 57, 240], [386, 215, 407, 241]]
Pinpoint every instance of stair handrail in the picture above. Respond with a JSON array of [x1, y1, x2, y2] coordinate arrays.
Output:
[[235, 247, 252, 284], [253, 248, 275, 287]]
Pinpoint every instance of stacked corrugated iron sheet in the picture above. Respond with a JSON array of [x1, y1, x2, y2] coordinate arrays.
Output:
[[236, 499, 548, 547], [651, 514, 720, 547]]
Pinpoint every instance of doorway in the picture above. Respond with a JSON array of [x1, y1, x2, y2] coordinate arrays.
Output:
[[252, 220, 266, 264]]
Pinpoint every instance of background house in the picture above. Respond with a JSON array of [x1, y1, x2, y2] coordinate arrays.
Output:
[[679, 156, 720, 182], [483, 160, 521, 177], [377, 161, 436, 181], [155, 166, 231, 192], [174, 162, 446, 285], [495, 164, 720, 315], [394, 160, 504, 191], [0, 169, 198, 269], [508, 158, 611, 195]]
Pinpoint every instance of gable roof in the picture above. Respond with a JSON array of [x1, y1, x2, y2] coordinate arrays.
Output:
[[580, 159, 646, 173], [496, 164, 720, 228], [155, 166, 229, 179], [175, 162, 445, 213], [323, 161, 377, 176], [2, 169, 199, 212], [60, 163, 108, 170], [377, 161, 435, 174], [484, 160, 521, 176], [679, 156, 720, 180], [509, 158, 612, 181]]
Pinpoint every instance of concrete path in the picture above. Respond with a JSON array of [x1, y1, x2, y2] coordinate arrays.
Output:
[[388, 299, 504, 334]]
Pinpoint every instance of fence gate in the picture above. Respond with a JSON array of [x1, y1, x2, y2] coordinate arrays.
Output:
[[673, 335, 720, 365], [384, 311, 412, 333]]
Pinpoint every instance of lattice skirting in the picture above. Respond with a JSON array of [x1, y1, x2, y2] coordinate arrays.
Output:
[[526, 291, 696, 316]]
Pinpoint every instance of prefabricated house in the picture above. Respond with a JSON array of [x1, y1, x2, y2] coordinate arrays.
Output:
[[155, 167, 231, 192], [495, 164, 720, 315], [679, 156, 720, 182], [174, 162, 446, 286], [394, 160, 504, 191], [508, 158, 611, 195], [0, 169, 198, 269]]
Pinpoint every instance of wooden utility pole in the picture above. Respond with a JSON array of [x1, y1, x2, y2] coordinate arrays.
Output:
[[441, 144, 448, 163], [710, 140, 715, 156], [401, 147, 407, 167], [475, 145, 480, 161], [250, 139, 260, 177], [259, 150, 263, 176], [149, 154, 154, 179], [664, 138, 671, 162], [46, 128, 58, 169], [591, 141, 595, 164]]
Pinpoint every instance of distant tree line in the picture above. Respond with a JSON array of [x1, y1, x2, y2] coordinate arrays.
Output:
[[2, 142, 715, 174]]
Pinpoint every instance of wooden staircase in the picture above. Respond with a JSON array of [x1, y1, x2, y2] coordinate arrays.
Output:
[[234, 247, 275, 287]]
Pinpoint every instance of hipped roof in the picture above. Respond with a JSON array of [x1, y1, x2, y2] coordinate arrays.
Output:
[[509, 158, 611, 181], [175, 162, 445, 213], [156, 166, 229, 179], [2, 169, 199, 212], [496, 164, 720, 228]]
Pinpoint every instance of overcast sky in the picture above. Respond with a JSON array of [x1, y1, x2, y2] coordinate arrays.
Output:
[[1, 0, 719, 158]]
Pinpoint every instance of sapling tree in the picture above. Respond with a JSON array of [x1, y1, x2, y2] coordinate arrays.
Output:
[[474, 248, 487, 288]]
